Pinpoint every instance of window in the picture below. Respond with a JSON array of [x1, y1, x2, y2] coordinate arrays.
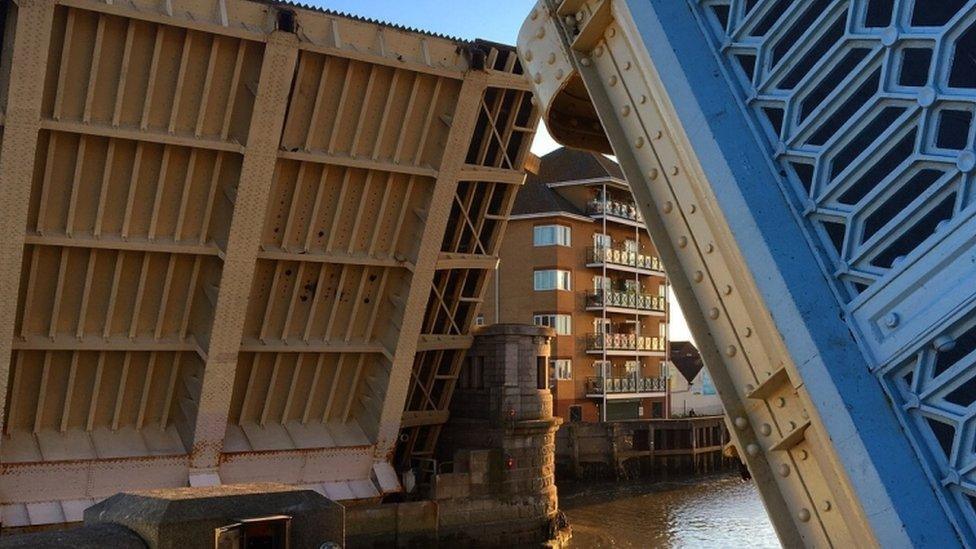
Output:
[[475, 314, 485, 326], [652, 401, 664, 418], [552, 359, 573, 380], [569, 405, 583, 422], [593, 232, 612, 248], [533, 225, 571, 246], [534, 313, 572, 335], [537, 357, 548, 390], [534, 269, 571, 291], [594, 318, 610, 334], [460, 355, 485, 389], [593, 275, 611, 291]]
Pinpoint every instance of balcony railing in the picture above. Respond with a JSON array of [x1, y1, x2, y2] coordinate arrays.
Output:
[[586, 198, 644, 223], [586, 333, 665, 353], [587, 246, 663, 272], [586, 375, 667, 395], [586, 290, 666, 313]]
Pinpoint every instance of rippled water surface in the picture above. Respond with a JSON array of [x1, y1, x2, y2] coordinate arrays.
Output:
[[560, 475, 780, 548]]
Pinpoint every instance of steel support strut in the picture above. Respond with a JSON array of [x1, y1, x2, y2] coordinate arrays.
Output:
[[518, 0, 962, 546]]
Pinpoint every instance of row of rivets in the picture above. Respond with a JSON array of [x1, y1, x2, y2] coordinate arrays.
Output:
[[589, 28, 832, 533]]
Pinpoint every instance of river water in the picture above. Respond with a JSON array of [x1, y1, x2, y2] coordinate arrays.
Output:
[[560, 474, 780, 548]]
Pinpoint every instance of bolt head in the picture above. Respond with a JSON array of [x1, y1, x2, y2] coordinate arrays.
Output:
[[797, 508, 811, 522], [918, 87, 937, 107], [881, 26, 898, 46], [884, 312, 900, 328], [734, 416, 748, 430], [958, 150, 976, 173], [746, 443, 760, 457], [934, 334, 956, 352]]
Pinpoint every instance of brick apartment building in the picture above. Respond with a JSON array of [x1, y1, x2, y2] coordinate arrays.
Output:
[[483, 148, 670, 423]]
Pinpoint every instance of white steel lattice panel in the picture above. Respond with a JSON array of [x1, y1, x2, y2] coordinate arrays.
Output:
[[695, 0, 976, 540]]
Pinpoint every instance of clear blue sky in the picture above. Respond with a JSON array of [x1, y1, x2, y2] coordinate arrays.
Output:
[[307, 1, 537, 44], [309, 1, 694, 342]]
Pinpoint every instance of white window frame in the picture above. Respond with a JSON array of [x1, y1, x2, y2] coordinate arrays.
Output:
[[533, 224, 571, 247], [552, 359, 573, 380], [534, 269, 572, 291], [593, 232, 612, 248], [593, 275, 611, 292], [534, 313, 572, 335]]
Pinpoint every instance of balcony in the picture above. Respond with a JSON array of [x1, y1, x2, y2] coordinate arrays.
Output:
[[586, 198, 644, 227], [585, 333, 665, 356], [586, 375, 667, 398], [585, 290, 666, 315], [586, 246, 663, 274]]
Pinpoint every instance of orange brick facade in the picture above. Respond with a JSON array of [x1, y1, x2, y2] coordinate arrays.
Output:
[[483, 150, 669, 423]]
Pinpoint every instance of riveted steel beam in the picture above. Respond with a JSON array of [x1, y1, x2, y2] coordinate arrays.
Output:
[[188, 31, 298, 477], [0, 0, 58, 437], [518, 0, 962, 546]]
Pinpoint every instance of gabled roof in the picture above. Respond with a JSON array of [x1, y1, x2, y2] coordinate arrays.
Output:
[[511, 147, 623, 216], [670, 341, 704, 384], [510, 177, 584, 216], [531, 147, 624, 184]]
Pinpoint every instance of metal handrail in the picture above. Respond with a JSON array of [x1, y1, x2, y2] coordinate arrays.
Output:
[[586, 289, 666, 312], [586, 198, 644, 222], [585, 333, 665, 352], [586, 246, 663, 271], [586, 375, 668, 394]]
